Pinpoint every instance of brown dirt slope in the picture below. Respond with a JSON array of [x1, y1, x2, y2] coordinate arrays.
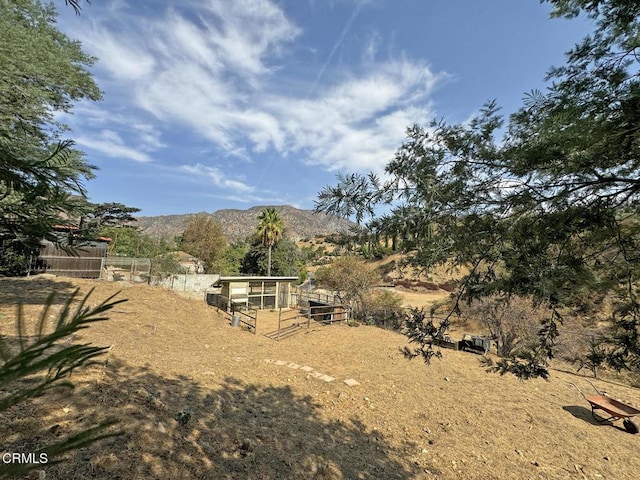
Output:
[[1, 276, 639, 479]]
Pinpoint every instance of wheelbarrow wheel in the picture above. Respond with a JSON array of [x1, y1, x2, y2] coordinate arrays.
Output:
[[623, 419, 639, 434]]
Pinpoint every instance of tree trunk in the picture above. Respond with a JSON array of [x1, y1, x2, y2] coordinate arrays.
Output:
[[267, 244, 272, 276]]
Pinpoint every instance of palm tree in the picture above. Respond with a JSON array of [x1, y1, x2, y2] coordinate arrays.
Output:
[[256, 207, 283, 276]]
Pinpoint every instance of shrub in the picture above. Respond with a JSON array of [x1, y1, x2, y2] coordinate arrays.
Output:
[[315, 256, 379, 313], [462, 295, 539, 357], [360, 290, 405, 329]]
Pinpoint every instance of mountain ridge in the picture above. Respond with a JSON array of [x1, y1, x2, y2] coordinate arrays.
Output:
[[136, 205, 355, 242]]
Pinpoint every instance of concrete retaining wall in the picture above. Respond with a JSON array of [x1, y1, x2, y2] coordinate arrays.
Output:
[[150, 274, 221, 294]]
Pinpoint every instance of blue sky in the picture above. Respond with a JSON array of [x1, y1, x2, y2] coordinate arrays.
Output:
[[56, 0, 592, 216]]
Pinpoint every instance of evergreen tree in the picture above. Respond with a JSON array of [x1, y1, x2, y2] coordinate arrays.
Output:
[[316, 0, 640, 378], [0, 0, 101, 273]]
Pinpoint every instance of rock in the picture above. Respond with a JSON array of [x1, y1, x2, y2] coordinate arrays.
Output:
[[241, 438, 254, 452], [343, 378, 360, 387], [157, 422, 166, 433], [202, 441, 216, 455]]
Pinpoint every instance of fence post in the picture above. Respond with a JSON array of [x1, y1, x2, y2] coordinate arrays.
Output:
[[277, 307, 281, 341], [307, 306, 312, 330]]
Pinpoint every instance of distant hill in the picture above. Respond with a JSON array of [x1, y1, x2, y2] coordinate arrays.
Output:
[[136, 205, 356, 242]]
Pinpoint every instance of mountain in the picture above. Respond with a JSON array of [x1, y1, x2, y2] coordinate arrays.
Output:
[[135, 205, 356, 242]]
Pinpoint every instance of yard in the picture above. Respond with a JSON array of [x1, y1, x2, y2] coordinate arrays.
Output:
[[1, 276, 639, 479]]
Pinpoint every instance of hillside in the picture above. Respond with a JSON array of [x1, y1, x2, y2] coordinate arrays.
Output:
[[2, 276, 640, 479], [136, 205, 355, 241]]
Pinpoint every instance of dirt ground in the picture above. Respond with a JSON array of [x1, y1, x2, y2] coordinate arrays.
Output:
[[1, 276, 640, 479]]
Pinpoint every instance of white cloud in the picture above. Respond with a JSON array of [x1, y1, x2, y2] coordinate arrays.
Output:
[[266, 60, 438, 171], [81, 25, 156, 81], [362, 31, 382, 63], [75, 130, 153, 163], [71, 0, 444, 175], [61, 103, 166, 161], [181, 164, 254, 193]]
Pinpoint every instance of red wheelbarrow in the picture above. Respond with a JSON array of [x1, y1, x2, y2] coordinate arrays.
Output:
[[569, 381, 640, 434]]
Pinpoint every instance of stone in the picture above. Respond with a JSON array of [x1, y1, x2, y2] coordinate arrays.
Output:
[[343, 378, 360, 387], [287, 363, 301, 369], [300, 366, 314, 372], [319, 375, 335, 382], [274, 360, 287, 366], [241, 438, 255, 452]]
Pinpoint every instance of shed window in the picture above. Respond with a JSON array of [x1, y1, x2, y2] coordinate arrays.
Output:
[[249, 282, 263, 295]]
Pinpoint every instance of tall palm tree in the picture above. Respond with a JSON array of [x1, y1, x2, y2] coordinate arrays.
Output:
[[256, 207, 283, 276]]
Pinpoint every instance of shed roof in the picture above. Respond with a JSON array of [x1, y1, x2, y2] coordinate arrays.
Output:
[[213, 276, 298, 285]]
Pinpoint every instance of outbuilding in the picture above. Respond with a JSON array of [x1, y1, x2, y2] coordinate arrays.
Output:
[[208, 276, 298, 312]]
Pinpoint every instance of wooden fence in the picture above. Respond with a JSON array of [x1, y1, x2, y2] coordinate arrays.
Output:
[[32, 243, 106, 278], [263, 304, 349, 341], [206, 294, 258, 334], [232, 304, 258, 334]]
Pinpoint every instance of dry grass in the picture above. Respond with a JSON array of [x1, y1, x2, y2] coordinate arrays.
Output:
[[1, 276, 640, 479]]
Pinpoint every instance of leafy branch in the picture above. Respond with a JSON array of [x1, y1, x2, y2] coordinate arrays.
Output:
[[401, 308, 451, 365], [0, 288, 125, 478]]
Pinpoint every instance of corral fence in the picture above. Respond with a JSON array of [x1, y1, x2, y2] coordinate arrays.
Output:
[[232, 304, 258, 334], [292, 289, 343, 306], [31, 243, 106, 278], [206, 294, 258, 334], [263, 291, 349, 341]]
